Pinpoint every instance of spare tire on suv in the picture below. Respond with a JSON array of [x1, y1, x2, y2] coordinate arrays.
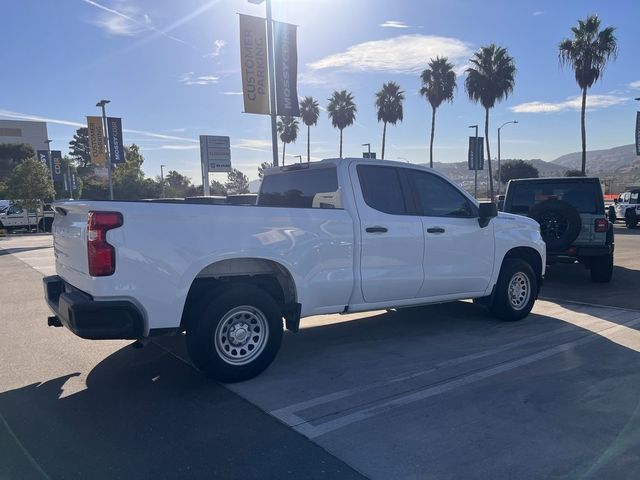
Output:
[[529, 199, 581, 251]]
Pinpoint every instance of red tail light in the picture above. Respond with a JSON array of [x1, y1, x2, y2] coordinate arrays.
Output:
[[594, 218, 608, 233], [87, 211, 123, 276]]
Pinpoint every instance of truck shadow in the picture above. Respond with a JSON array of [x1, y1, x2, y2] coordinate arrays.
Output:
[[0, 246, 51, 256]]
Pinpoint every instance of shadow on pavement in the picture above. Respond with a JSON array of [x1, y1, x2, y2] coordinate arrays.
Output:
[[0, 246, 52, 256], [0, 343, 364, 480]]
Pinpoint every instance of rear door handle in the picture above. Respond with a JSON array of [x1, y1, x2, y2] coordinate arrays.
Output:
[[365, 226, 388, 233], [426, 227, 445, 234]]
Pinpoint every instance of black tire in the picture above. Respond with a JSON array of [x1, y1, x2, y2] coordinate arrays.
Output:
[[489, 259, 537, 322], [186, 284, 283, 383], [590, 254, 613, 283], [530, 199, 582, 251], [625, 210, 638, 230], [608, 206, 617, 223], [43, 218, 53, 232]]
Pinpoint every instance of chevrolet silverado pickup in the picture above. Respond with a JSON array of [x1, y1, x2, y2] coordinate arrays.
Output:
[[44, 158, 546, 382]]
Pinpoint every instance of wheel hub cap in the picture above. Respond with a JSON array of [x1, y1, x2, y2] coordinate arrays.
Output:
[[214, 306, 269, 366], [508, 272, 531, 311]]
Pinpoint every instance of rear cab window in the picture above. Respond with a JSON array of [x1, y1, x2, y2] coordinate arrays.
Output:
[[258, 166, 341, 208], [506, 180, 604, 215]]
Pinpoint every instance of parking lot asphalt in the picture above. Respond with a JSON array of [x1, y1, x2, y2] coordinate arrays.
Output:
[[1, 226, 639, 479]]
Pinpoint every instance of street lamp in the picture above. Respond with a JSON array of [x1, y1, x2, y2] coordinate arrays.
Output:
[[468, 125, 479, 197], [362, 143, 372, 158], [160, 164, 166, 198], [96, 99, 113, 200], [497, 120, 518, 196], [293, 155, 302, 163], [247, 0, 279, 167]]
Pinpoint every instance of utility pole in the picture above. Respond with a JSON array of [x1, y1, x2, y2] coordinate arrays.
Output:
[[497, 120, 518, 196], [96, 99, 113, 200], [468, 125, 478, 198], [44, 139, 55, 201], [160, 164, 166, 198]]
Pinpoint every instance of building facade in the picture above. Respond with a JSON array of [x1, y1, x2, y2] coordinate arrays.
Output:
[[0, 120, 49, 152]]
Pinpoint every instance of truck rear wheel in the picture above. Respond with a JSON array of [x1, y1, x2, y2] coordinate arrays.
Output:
[[489, 259, 537, 322], [590, 254, 613, 283], [625, 211, 638, 229], [186, 285, 283, 383]]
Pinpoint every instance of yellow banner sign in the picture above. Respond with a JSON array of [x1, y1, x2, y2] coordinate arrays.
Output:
[[87, 116, 106, 166], [239, 14, 270, 115]]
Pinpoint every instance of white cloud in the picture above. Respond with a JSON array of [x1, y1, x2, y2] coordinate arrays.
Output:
[[533, 11, 545, 16], [204, 39, 226, 58], [97, 14, 144, 36], [510, 94, 629, 113], [629, 80, 640, 89], [233, 139, 272, 151], [220, 91, 243, 95], [160, 144, 199, 150], [179, 72, 220, 85], [380, 21, 409, 29], [308, 34, 472, 74]]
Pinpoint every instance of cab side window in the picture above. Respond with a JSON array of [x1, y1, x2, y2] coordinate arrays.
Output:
[[408, 170, 476, 218], [357, 165, 409, 215], [7, 205, 22, 215]]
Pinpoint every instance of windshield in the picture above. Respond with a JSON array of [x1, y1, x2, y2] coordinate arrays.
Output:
[[507, 181, 603, 214]]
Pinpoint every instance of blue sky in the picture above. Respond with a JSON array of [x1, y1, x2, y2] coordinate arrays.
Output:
[[2, 0, 639, 182]]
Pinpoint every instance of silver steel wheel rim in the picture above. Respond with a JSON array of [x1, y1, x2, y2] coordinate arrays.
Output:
[[214, 306, 269, 366], [508, 272, 531, 310]]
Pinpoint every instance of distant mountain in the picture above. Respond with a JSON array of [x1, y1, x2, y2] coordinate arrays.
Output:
[[551, 144, 638, 173]]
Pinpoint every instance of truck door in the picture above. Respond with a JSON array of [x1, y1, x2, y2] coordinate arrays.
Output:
[[5, 204, 26, 227], [352, 164, 424, 303], [406, 169, 494, 298]]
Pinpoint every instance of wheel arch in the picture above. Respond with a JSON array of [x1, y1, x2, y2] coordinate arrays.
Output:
[[180, 257, 299, 331], [502, 246, 543, 288]]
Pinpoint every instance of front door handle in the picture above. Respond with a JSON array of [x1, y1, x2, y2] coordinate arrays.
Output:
[[366, 226, 388, 233], [426, 227, 445, 234]]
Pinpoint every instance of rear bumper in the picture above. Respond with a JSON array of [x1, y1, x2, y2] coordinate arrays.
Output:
[[43, 275, 144, 340], [548, 244, 613, 261]]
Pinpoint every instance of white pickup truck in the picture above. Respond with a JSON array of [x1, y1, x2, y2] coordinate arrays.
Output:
[[44, 159, 545, 382]]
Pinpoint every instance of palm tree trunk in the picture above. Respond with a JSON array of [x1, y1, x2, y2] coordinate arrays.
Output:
[[307, 125, 310, 163], [381, 122, 387, 160], [581, 87, 587, 175], [429, 106, 436, 168], [282, 142, 286, 165], [339, 129, 343, 158], [484, 107, 494, 200]]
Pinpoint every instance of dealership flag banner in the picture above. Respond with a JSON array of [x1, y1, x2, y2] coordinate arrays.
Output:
[[71, 172, 78, 192], [50, 150, 64, 182], [36, 150, 50, 167], [239, 14, 270, 115], [468, 137, 484, 170], [274, 21, 299, 117], [87, 116, 107, 166], [636, 112, 640, 156], [107, 117, 125, 164]]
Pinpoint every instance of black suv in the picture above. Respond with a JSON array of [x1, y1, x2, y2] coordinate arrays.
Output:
[[502, 177, 613, 283]]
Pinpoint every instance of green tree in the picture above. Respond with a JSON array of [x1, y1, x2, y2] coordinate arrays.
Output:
[[299, 96, 320, 162], [565, 169, 586, 177], [225, 169, 249, 194], [559, 15, 618, 175], [258, 161, 272, 179], [496, 160, 539, 184], [210, 179, 228, 196], [5, 158, 55, 225], [277, 116, 300, 165], [68, 127, 91, 170], [111, 144, 157, 200], [420, 57, 456, 168], [465, 44, 516, 199], [327, 90, 357, 158], [375, 81, 405, 160], [0, 143, 35, 179], [162, 170, 192, 198]]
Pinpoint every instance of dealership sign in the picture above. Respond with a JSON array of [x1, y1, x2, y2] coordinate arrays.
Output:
[[239, 14, 270, 115], [107, 117, 125, 164], [636, 112, 640, 156], [200, 135, 231, 172], [50, 150, 64, 182], [274, 21, 299, 116], [468, 136, 484, 171], [87, 116, 106, 166]]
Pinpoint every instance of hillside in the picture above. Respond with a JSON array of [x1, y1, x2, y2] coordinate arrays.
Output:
[[551, 144, 638, 172]]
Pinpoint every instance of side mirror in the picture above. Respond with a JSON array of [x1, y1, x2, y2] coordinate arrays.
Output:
[[478, 202, 497, 228]]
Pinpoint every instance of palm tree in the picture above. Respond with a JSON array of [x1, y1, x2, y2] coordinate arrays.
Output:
[[327, 90, 357, 158], [375, 82, 405, 160], [465, 44, 516, 199], [299, 96, 320, 163], [559, 15, 618, 175], [420, 57, 456, 168], [276, 116, 299, 165]]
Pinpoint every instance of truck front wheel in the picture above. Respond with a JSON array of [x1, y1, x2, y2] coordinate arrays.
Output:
[[489, 259, 537, 321], [186, 285, 283, 383]]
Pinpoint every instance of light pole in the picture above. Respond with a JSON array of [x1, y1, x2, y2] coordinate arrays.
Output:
[[362, 143, 371, 158], [497, 120, 518, 196], [160, 164, 166, 198], [44, 139, 55, 201], [293, 155, 302, 163], [96, 99, 113, 200], [248, 0, 279, 167], [468, 125, 478, 198]]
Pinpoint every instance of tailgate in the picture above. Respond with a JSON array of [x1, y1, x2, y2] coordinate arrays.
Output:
[[52, 202, 91, 283]]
